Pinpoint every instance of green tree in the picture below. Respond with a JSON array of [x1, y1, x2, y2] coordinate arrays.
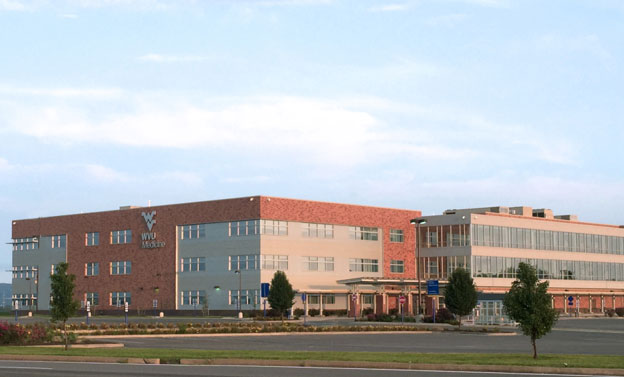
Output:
[[267, 270, 295, 322], [503, 262, 558, 359], [444, 267, 478, 329], [50, 262, 80, 350]]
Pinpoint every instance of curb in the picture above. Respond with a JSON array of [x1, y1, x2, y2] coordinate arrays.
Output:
[[181, 358, 624, 376], [0, 355, 621, 375], [81, 331, 434, 339]]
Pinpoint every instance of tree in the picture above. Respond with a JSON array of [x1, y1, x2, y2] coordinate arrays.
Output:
[[50, 262, 80, 350], [503, 262, 558, 359], [444, 267, 478, 329], [267, 270, 295, 322]]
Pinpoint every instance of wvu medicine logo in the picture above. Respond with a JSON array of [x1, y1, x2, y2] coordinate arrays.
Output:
[[141, 211, 165, 248], [142, 211, 157, 231]]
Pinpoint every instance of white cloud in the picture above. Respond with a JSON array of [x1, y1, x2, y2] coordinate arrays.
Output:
[[137, 53, 212, 63], [368, 3, 410, 12], [0, 157, 12, 171], [84, 164, 131, 183], [60, 13, 78, 18], [0, 0, 26, 11], [0, 86, 124, 99], [426, 13, 468, 27]]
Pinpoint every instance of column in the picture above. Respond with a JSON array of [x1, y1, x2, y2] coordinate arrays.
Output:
[[304, 296, 309, 316], [408, 292, 413, 315], [601, 296, 605, 313], [383, 292, 388, 314], [563, 294, 567, 314], [319, 293, 323, 316], [589, 295, 592, 313]]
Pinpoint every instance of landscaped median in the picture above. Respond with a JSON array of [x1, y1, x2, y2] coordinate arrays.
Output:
[[0, 347, 623, 375]]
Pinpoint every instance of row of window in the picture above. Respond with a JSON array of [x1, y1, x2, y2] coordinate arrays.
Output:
[[472, 224, 624, 255], [12, 266, 37, 279], [472, 256, 624, 281], [84, 261, 132, 276]]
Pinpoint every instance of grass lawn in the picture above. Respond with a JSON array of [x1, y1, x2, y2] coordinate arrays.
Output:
[[0, 347, 622, 369]]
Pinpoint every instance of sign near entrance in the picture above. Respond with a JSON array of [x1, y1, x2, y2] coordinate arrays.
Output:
[[301, 293, 306, 302], [261, 283, 270, 298], [427, 280, 439, 295], [399, 296, 406, 305], [141, 211, 165, 249], [567, 296, 574, 306], [351, 294, 358, 302]]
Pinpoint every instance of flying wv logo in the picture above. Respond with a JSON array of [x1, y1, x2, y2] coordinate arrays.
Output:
[[142, 211, 156, 231]]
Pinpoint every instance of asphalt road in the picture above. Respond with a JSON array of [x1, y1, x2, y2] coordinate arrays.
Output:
[[0, 361, 605, 377], [103, 318, 624, 355]]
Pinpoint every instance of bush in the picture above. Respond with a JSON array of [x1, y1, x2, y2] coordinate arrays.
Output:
[[293, 308, 305, 317], [435, 307, 455, 323], [606, 309, 616, 317], [308, 309, 320, 317], [389, 308, 399, 316], [323, 309, 348, 317], [362, 308, 374, 315], [616, 308, 624, 317]]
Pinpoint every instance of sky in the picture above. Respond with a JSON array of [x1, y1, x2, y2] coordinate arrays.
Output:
[[1, 0, 623, 283]]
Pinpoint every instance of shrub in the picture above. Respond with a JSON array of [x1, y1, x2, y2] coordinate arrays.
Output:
[[177, 323, 187, 334], [308, 309, 320, 317], [366, 313, 375, 321], [293, 308, 305, 317], [324, 309, 348, 317], [389, 308, 399, 316], [606, 309, 616, 317], [435, 307, 455, 323], [375, 314, 393, 322], [362, 308, 374, 315], [615, 308, 624, 317]]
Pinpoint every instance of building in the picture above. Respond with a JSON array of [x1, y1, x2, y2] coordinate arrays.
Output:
[[10, 196, 420, 315], [418, 206, 624, 323], [10, 198, 624, 320]]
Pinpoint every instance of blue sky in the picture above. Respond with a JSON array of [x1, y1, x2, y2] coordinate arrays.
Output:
[[1, 0, 623, 283]]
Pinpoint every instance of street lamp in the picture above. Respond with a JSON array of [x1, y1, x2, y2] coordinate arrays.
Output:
[[410, 218, 427, 316], [234, 270, 242, 318]]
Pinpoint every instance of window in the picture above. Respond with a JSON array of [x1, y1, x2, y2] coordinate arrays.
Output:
[[229, 289, 260, 306], [86, 292, 99, 306], [362, 294, 374, 305], [51, 235, 66, 248], [111, 291, 131, 306], [390, 260, 404, 273], [302, 256, 334, 272], [349, 258, 379, 272], [85, 262, 99, 276], [229, 220, 259, 237], [111, 230, 132, 244], [349, 226, 378, 241], [180, 257, 206, 272], [302, 223, 334, 238], [180, 224, 206, 240], [11, 237, 38, 251], [50, 264, 56, 275], [85, 232, 99, 246], [261, 255, 288, 270], [111, 261, 132, 275], [229, 255, 259, 271], [390, 229, 404, 243], [180, 290, 206, 306], [260, 220, 288, 236], [306, 294, 336, 305], [12, 266, 38, 279]]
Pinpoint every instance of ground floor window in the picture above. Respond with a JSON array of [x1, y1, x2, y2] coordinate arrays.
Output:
[[180, 290, 206, 306], [111, 291, 131, 306]]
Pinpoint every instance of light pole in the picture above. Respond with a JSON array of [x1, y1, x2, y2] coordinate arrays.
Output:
[[410, 218, 427, 316], [234, 270, 242, 318]]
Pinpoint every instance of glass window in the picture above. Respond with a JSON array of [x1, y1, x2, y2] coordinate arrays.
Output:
[[86, 292, 99, 306], [261, 255, 288, 270], [390, 260, 404, 273], [181, 257, 206, 272], [349, 226, 379, 241], [260, 220, 288, 236], [302, 223, 334, 238], [51, 235, 66, 248], [180, 290, 206, 306], [111, 292, 131, 306], [349, 258, 378, 272], [85, 232, 99, 246], [180, 224, 206, 239], [111, 261, 132, 275], [302, 256, 334, 272], [111, 230, 132, 244], [85, 262, 99, 276], [390, 229, 404, 243]]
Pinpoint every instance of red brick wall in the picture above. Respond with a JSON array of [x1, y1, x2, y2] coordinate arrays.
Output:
[[260, 196, 421, 278]]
